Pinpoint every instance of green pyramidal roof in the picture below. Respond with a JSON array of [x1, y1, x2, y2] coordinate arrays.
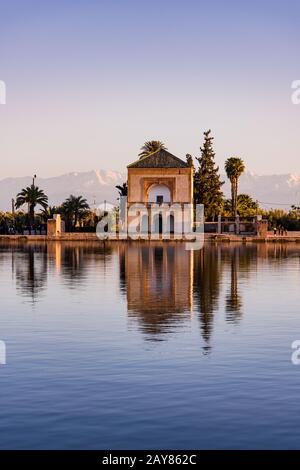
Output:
[[127, 148, 188, 168]]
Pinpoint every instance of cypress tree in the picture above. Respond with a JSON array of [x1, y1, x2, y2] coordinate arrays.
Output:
[[194, 130, 224, 220]]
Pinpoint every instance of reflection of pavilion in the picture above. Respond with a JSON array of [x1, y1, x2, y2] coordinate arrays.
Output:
[[119, 243, 193, 339]]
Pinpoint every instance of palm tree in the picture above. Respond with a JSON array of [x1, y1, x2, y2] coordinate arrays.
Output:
[[225, 157, 245, 217], [40, 205, 59, 222], [15, 184, 48, 227], [138, 140, 167, 159], [223, 194, 259, 217], [61, 195, 89, 230], [236, 194, 258, 217], [116, 182, 128, 196]]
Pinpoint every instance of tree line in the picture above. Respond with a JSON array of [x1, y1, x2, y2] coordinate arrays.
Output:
[[0, 133, 299, 234], [126, 135, 300, 230], [0, 192, 94, 234], [130, 133, 253, 220]]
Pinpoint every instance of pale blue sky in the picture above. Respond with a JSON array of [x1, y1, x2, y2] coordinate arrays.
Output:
[[0, 0, 299, 178]]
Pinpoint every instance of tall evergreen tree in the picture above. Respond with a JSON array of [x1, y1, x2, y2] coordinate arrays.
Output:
[[194, 130, 224, 220]]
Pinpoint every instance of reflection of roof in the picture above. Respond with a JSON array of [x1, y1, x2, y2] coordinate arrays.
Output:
[[128, 148, 188, 168]]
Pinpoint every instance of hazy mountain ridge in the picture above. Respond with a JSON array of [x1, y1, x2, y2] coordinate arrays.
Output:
[[0, 170, 126, 211], [221, 172, 300, 208], [0, 169, 299, 211]]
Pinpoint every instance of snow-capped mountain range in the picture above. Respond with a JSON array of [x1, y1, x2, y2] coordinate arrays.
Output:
[[222, 171, 300, 209], [0, 169, 300, 211], [0, 170, 126, 211]]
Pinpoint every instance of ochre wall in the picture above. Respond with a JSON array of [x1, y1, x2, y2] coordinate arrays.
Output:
[[127, 167, 193, 204]]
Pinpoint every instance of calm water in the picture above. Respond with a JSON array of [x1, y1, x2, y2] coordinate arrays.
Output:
[[0, 241, 300, 449]]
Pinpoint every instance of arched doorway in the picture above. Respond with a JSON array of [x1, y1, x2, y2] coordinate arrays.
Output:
[[168, 213, 174, 234], [153, 213, 163, 234], [141, 214, 149, 234]]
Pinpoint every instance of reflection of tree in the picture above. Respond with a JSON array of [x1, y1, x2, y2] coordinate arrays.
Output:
[[193, 246, 222, 352], [193, 244, 257, 351], [59, 242, 113, 288], [225, 245, 255, 323], [60, 246, 85, 287], [13, 241, 115, 301], [120, 244, 192, 341], [14, 244, 48, 302], [225, 248, 243, 322]]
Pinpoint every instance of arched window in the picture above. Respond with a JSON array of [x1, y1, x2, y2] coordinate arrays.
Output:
[[148, 184, 171, 203]]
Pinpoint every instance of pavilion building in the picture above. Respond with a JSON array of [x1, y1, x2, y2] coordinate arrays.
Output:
[[126, 148, 194, 237]]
